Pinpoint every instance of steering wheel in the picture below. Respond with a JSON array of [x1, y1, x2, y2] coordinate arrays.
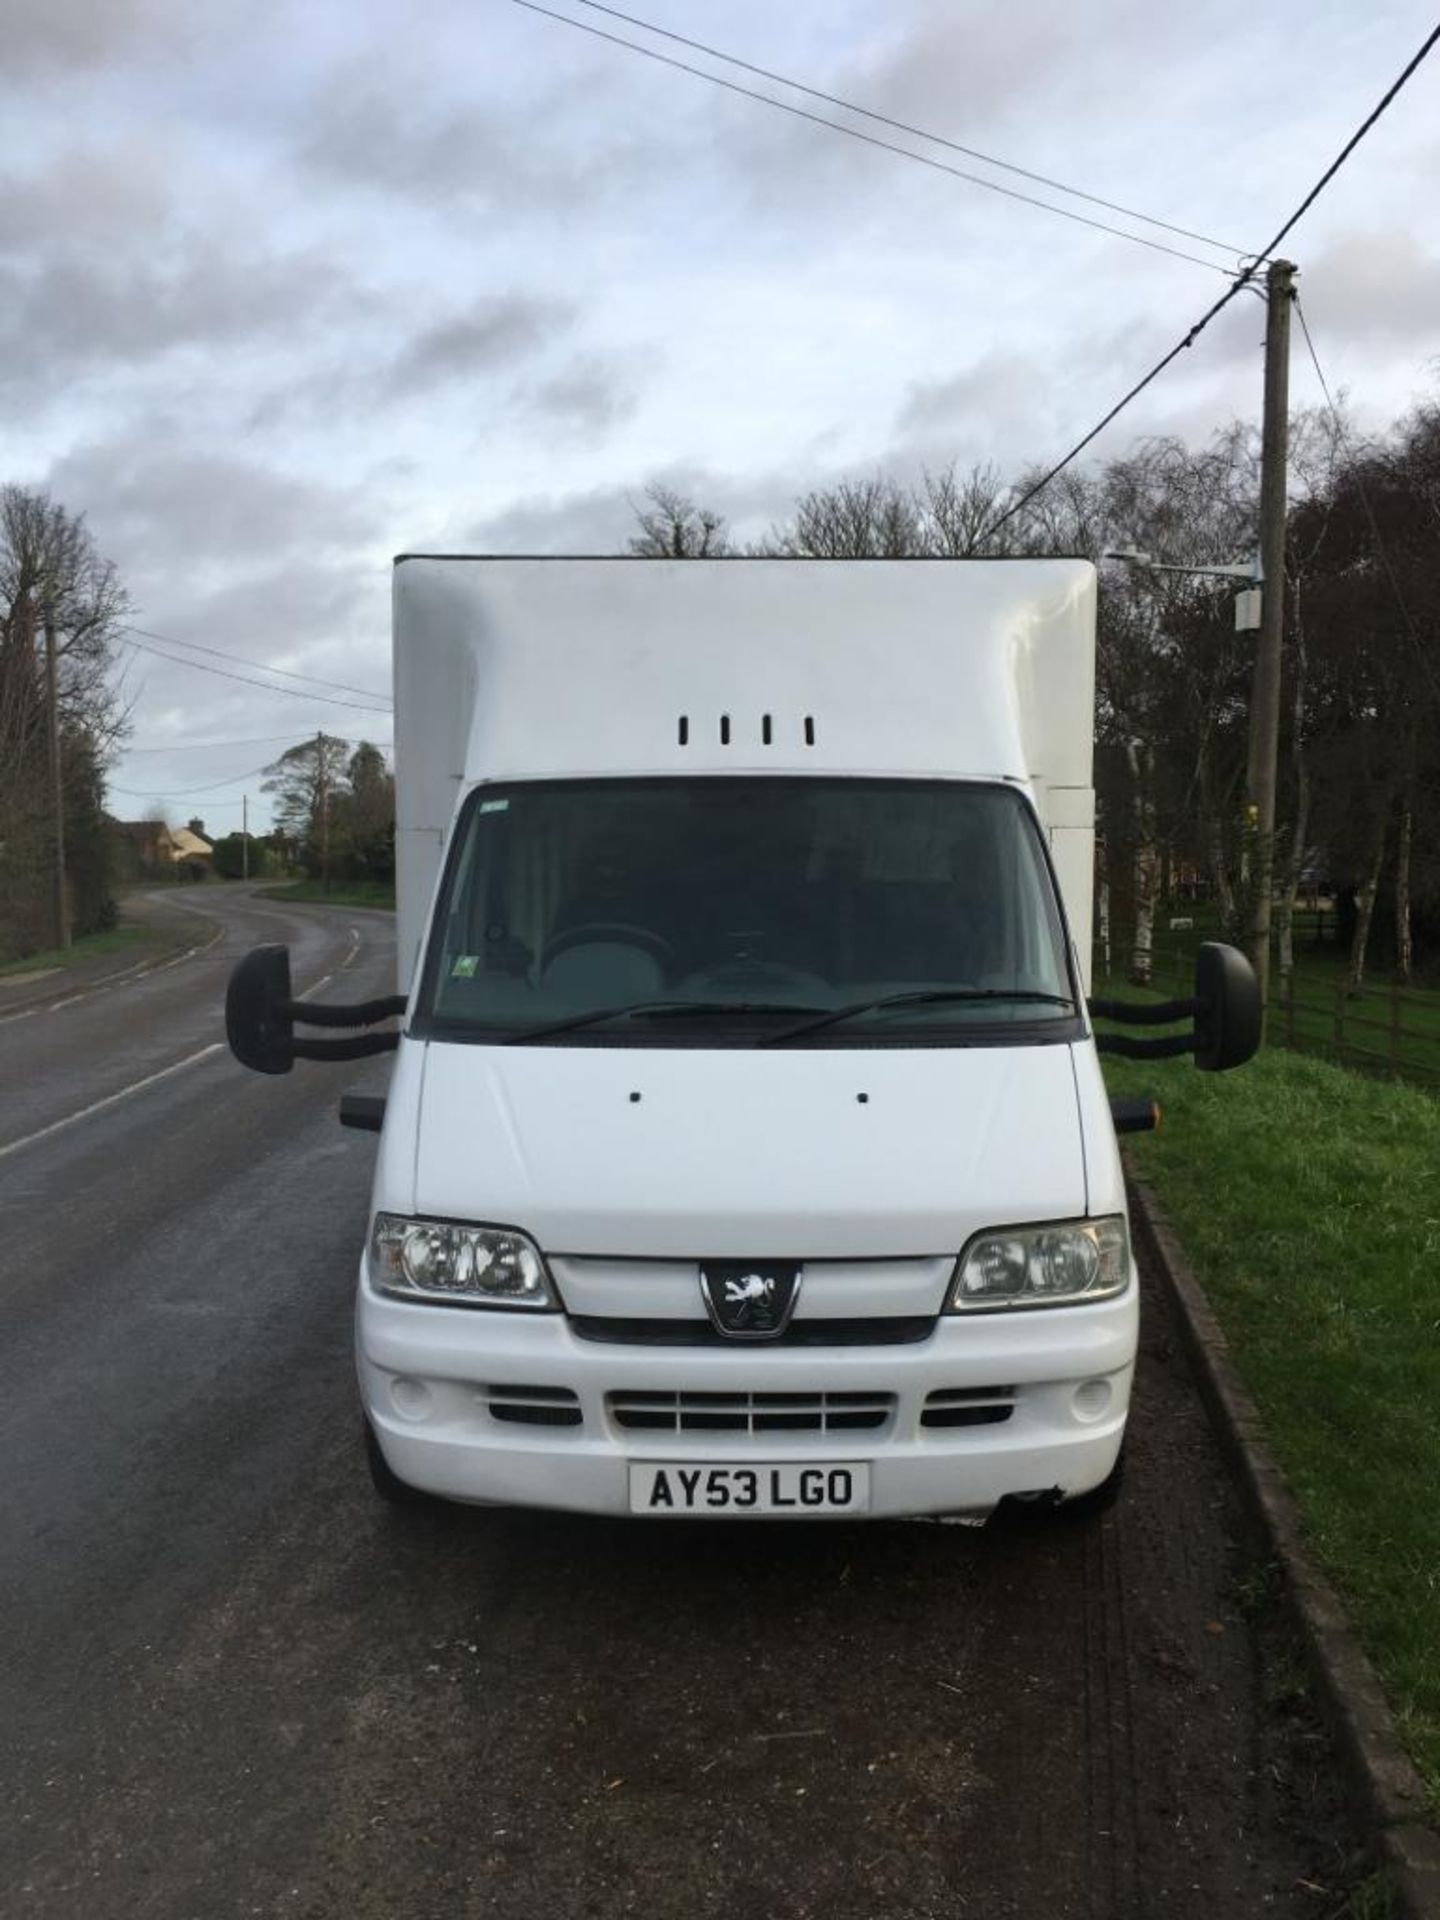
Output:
[[678, 957, 832, 995], [540, 922, 676, 971]]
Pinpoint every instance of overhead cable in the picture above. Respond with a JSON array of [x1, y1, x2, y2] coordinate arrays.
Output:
[[108, 759, 285, 799], [568, 0, 1249, 260], [110, 740, 392, 800], [119, 633, 393, 713], [120, 622, 391, 705], [122, 733, 313, 756], [978, 19, 1440, 542], [512, 0, 1235, 274]]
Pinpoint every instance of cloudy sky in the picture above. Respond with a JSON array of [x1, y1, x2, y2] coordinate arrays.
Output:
[[6, 0, 1437, 831]]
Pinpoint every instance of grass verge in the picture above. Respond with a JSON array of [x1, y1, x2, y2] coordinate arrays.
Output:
[[0, 924, 153, 979], [256, 879, 395, 910], [1107, 1045, 1440, 1811]]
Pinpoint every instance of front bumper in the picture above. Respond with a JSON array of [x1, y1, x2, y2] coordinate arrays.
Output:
[[356, 1270, 1138, 1519]]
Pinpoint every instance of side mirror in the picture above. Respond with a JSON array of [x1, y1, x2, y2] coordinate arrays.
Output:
[[1193, 941, 1260, 1072], [1089, 939, 1260, 1071], [224, 945, 406, 1074], [226, 944, 295, 1074]]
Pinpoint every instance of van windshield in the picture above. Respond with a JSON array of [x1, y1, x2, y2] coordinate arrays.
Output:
[[418, 777, 1077, 1045]]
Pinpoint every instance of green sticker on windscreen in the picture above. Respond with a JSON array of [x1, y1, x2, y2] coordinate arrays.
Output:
[[451, 954, 479, 978], [479, 798, 509, 814]]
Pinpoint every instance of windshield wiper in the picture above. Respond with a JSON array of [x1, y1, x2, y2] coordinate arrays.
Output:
[[759, 987, 1076, 1046], [503, 999, 829, 1044]]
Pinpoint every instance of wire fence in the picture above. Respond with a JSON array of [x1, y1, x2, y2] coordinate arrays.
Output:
[[1270, 975, 1440, 1091]]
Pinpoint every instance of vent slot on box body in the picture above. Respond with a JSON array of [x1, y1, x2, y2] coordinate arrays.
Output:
[[484, 1384, 583, 1428], [674, 713, 814, 750], [921, 1387, 1016, 1429], [609, 1389, 894, 1434]]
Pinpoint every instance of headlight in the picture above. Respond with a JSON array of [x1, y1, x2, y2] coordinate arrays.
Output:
[[948, 1216, 1130, 1311], [368, 1213, 556, 1309]]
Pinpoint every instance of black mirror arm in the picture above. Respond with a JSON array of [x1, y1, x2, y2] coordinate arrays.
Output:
[[283, 993, 407, 1030], [293, 1031, 401, 1062], [1087, 994, 1199, 1026], [1093, 1031, 1196, 1060]]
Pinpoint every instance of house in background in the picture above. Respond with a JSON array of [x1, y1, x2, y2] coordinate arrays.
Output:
[[168, 824, 213, 866], [108, 819, 213, 881]]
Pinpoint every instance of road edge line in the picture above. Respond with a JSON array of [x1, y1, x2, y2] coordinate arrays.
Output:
[[0, 1043, 224, 1164], [1127, 1172, 1440, 1919]]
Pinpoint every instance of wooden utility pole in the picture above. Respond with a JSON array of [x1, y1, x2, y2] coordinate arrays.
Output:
[[1244, 258, 1296, 1008], [316, 730, 330, 892], [242, 793, 250, 881], [42, 597, 71, 950]]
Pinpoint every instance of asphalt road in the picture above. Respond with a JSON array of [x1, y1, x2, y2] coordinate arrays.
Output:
[[1, 886, 1363, 1919]]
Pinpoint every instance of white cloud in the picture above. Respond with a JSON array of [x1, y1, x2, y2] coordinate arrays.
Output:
[[1301, 230, 1440, 350], [0, 241, 362, 410], [3, 0, 180, 76], [523, 352, 644, 439], [4, 0, 1434, 833], [387, 297, 577, 394]]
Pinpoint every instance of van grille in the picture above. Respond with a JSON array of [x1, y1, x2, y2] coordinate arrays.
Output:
[[572, 1315, 934, 1347], [921, 1386, 1015, 1429], [609, 1389, 894, 1434], [484, 1384, 583, 1428]]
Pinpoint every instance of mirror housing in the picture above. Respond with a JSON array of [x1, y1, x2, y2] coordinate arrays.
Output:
[[1193, 941, 1261, 1072], [225, 945, 406, 1074], [1090, 939, 1260, 1072], [226, 944, 295, 1074]]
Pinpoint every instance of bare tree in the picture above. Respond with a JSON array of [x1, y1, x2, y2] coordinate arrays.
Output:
[[921, 464, 1014, 556], [627, 485, 730, 558], [0, 486, 129, 959], [0, 486, 129, 743], [761, 464, 1012, 559]]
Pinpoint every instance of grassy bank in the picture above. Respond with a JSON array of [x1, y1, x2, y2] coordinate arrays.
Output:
[[1108, 1045, 1440, 1808], [0, 924, 153, 980], [256, 879, 395, 910]]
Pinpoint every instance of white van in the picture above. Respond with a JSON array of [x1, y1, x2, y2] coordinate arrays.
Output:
[[227, 558, 1257, 1521]]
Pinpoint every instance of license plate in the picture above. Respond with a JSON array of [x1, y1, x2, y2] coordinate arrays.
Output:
[[629, 1461, 871, 1516]]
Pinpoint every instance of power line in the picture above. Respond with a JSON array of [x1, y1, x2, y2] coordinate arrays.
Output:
[[121, 732, 314, 756], [1295, 294, 1440, 709], [119, 633, 393, 712], [512, 0, 1234, 276], [110, 736, 393, 800], [108, 759, 283, 799], [120, 622, 391, 704], [568, 0, 1249, 261], [979, 19, 1440, 542], [109, 794, 259, 814]]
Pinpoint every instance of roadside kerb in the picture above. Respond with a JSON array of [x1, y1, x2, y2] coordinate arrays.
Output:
[[1127, 1173, 1440, 1919]]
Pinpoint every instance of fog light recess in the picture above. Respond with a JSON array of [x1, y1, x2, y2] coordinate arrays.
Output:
[[1071, 1379, 1113, 1423], [389, 1376, 433, 1422]]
